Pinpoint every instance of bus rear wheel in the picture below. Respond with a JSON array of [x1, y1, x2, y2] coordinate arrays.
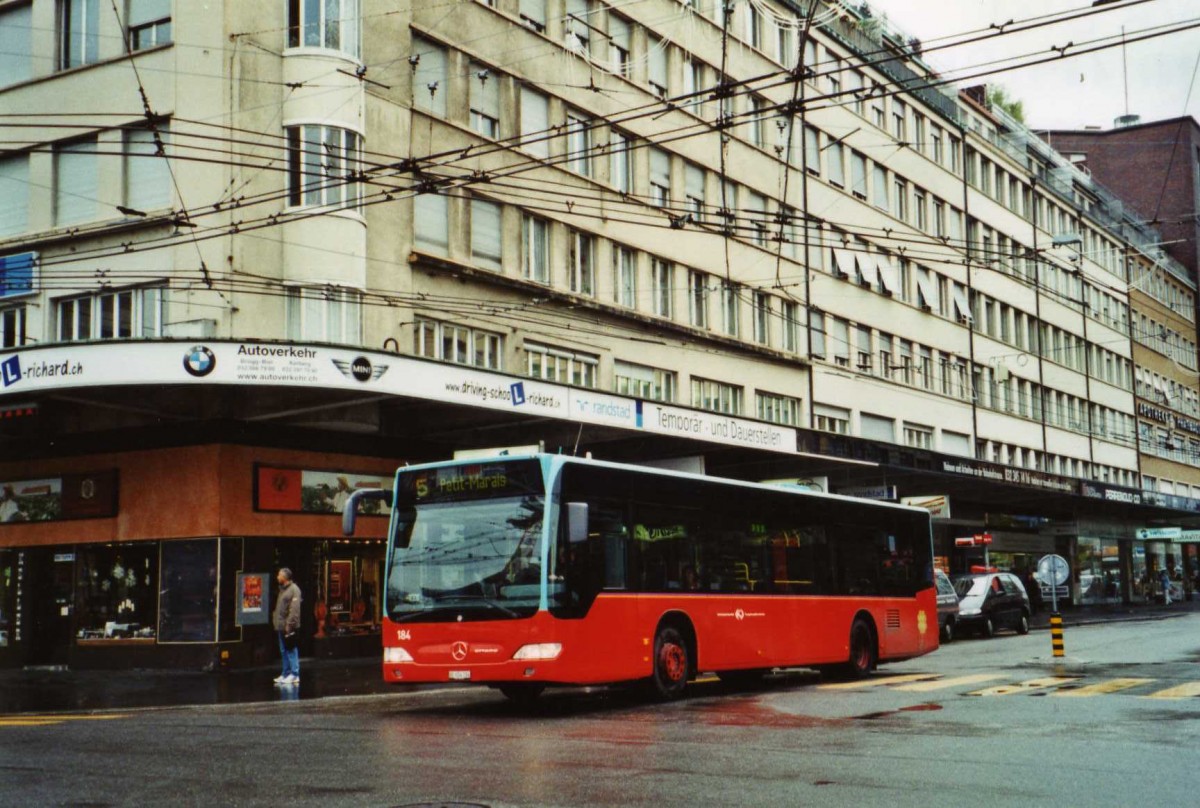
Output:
[[652, 625, 690, 700], [842, 618, 876, 679]]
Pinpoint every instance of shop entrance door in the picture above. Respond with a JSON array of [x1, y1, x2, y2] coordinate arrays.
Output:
[[27, 549, 75, 666]]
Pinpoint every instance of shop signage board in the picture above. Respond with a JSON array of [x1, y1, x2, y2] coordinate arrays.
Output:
[[639, 402, 797, 454], [0, 471, 117, 524], [940, 458, 1074, 493], [1135, 527, 1182, 540], [902, 495, 951, 518], [835, 484, 897, 500], [1079, 481, 1143, 505]]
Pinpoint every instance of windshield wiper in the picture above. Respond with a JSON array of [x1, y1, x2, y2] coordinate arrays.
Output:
[[446, 594, 521, 618]]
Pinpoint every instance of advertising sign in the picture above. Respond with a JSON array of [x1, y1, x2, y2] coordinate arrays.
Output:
[[0, 471, 117, 524], [902, 495, 951, 519], [236, 573, 270, 626], [255, 466, 389, 516], [640, 402, 796, 454]]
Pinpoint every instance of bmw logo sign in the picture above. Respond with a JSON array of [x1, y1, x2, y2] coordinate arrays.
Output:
[[183, 345, 216, 377]]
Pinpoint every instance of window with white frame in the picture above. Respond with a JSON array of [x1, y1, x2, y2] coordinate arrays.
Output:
[[128, 0, 172, 51], [809, 308, 826, 357], [566, 111, 593, 177], [526, 341, 598, 387], [522, 214, 549, 283], [519, 0, 546, 32], [813, 403, 849, 434], [413, 192, 449, 255], [415, 318, 502, 369], [608, 13, 631, 77], [776, 19, 794, 66], [747, 96, 766, 148], [60, 0, 99, 70], [57, 286, 163, 342], [745, 190, 766, 246], [903, 422, 933, 449], [804, 126, 821, 174], [565, 0, 590, 51], [826, 141, 845, 187], [610, 130, 633, 193], [692, 377, 743, 415], [470, 197, 502, 271], [520, 87, 549, 158], [614, 360, 675, 402], [54, 138, 98, 226], [286, 125, 361, 209], [685, 161, 705, 221], [412, 39, 446, 116], [1, 305, 27, 348], [652, 258, 673, 318], [124, 126, 171, 213], [688, 269, 709, 329], [744, 2, 762, 49], [648, 35, 668, 98], [0, 153, 30, 237], [2, 3, 33, 86], [721, 284, 740, 337], [569, 230, 595, 296], [613, 246, 637, 307], [781, 300, 799, 353], [288, 0, 359, 56], [753, 292, 770, 345], [285, 285, 362, 345], [469, 64, 500, 138], [757, 392, 799, 425], [649, 148, 670, 206]]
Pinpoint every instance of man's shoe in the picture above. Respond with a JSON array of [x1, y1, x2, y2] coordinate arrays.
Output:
[[281, 675, 299, 685], [273, 675, 286, 684]]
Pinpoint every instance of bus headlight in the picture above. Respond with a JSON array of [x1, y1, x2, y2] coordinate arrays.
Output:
[[512, 643, 562, 661], [384, 647, 414, 663]]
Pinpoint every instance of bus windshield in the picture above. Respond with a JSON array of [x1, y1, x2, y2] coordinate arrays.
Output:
[[385, 461, 545, 622]]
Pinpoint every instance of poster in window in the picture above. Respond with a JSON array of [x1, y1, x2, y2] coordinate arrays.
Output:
[[255, 465, 389, 516], [236, 572, 270, 626], [328, 560, 352, 613]]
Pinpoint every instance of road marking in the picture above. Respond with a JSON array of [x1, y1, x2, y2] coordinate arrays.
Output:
[[1052, 678, 1154, 697], [969, 676, 1079, 696], [818, 673, 940, 690], [894, 674, 1003, 692], [0, 713, 128, 728], [1143, 682, 1200, 700]]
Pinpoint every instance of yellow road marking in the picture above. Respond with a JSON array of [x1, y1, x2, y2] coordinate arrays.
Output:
[[0, 713, 128, 728], [818, 673, 939, 690], [1143, 682, 1200, 700], [0, 719, 64, 727], [1052, 678, 1154, 697], [895, 673, 1003, 692], [969, 676, 1079, 696]]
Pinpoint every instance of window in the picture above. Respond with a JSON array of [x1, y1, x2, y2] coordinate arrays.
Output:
[[566, 111, 593, 177], [747, 96, 766, 148], [565, 0, 590, 51], [286, 125, 362, 209], [931, 127, 943, 163], [827, 141, 845, 187], [57, 286, 163, 342], [60, 0, 99, 69], [613, 246, 637, 307], [892, 100, 906, 141], [522, 214, 549, 283], [776, 20, 793, 66], [692, 377, 743, 415], [683, 56, 704, 112], [757, 392, 800, 425], [652, 258, 673, 318], [685, 162, 705, 221], [127, 0, 172, 50], [814, 404, 849, 434], [753, 292, 770, 345], [411, 39, 447, 117], [649, 148, 671, 206], [830, 317, 849, 366], [415, 318, 502, 369], [721, 284, 740, 337], [569, 230, 595, 295], [413, 193, 448, 255], [871, 164, 887, 210], [288, 0, 359, 56], [809, 309, 825, 358], [54, 138, 98, 226], [850, 151, 867, 199], [1, 3, 33, 86], [894, 178, 908, 222], [804, 126, 821, 174], [913, 187, 927, 231], [470, 198, 502, 271], [903, 422, 933, 449], [520, 87, 549, 158], [781, 300, 799, 353], [1, 305, 27, 348], [911, 113, 925, 153], [519, 0, 546, 32], [856, 325, 872, 372], [124, 126, 171, 213], [0, 153, 30, 237], [744, 190, 766, 246], [615, 360, 676, 402], [648, 35, 668, 97], [744, 2, 762, 49], [284, 285, 361, 344], [610, 130, 633, 193], [688, 270, 709, 328], [527, 341, 598, 387], [469, 65, 500, 138], [608, 14, 631, 77]]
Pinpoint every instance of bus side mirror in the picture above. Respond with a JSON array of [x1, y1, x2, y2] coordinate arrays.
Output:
[[342, 489, 393, 536], [566, 502, 589, 544]]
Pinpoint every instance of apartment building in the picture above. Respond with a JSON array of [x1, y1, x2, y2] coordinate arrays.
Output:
[[1, 0, 1196, 668]]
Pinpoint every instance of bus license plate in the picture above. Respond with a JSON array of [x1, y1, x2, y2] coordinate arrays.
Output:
[[449, 670, 471, 681]]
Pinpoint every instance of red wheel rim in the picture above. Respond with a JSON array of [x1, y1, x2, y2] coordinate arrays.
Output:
[[660, 643, 686, 682]]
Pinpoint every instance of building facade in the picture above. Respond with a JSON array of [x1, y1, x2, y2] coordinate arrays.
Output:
[[1, 0, 1198, 669]]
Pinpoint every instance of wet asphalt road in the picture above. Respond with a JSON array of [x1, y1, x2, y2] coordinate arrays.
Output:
[[2, 614, 1198, 807]]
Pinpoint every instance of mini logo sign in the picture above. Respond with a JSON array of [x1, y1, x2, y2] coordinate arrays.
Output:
[[1, 355, 20, 388], [183, 345, 215, 377], [333, 356, 388, 383], [451, 641, 468, 661]]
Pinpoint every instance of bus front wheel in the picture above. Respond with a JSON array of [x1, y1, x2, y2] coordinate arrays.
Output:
[[652, 625, 691, 700]]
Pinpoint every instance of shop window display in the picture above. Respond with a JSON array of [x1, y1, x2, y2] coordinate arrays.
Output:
[[315, 541, 384, 637], [159, 539, 218, 643], [1075, 538, 1120, 605], [76, 543, 158, 641]]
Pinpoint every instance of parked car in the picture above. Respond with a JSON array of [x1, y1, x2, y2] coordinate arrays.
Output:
[[934, 569, 960, 643], [951, 572, 1031, 637]]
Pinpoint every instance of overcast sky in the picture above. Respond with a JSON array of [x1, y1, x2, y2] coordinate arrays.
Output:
[[872, 0, 1200, 131]]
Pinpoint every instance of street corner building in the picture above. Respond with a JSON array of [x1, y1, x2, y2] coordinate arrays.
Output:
[[1, 0, 1200, 670]]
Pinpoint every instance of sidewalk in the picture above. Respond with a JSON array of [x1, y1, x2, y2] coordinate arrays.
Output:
[[2, 600, 1196, 715]]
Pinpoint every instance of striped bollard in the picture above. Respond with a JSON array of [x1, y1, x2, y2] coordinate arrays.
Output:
[[1050, 612, 1065, 658]]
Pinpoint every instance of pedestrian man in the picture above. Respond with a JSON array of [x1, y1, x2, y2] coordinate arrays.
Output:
[[273, 567, 302, 685], [1160, 568, 1172, 606]]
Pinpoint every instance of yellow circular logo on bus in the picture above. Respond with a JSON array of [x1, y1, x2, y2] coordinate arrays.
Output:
[[917, 610, 928, 634]]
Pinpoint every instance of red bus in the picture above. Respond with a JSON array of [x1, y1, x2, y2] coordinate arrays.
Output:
[[343, 454, 938, 701]]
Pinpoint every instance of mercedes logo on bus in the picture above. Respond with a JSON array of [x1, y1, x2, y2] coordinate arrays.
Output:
[[451, 641, 469, 662]]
